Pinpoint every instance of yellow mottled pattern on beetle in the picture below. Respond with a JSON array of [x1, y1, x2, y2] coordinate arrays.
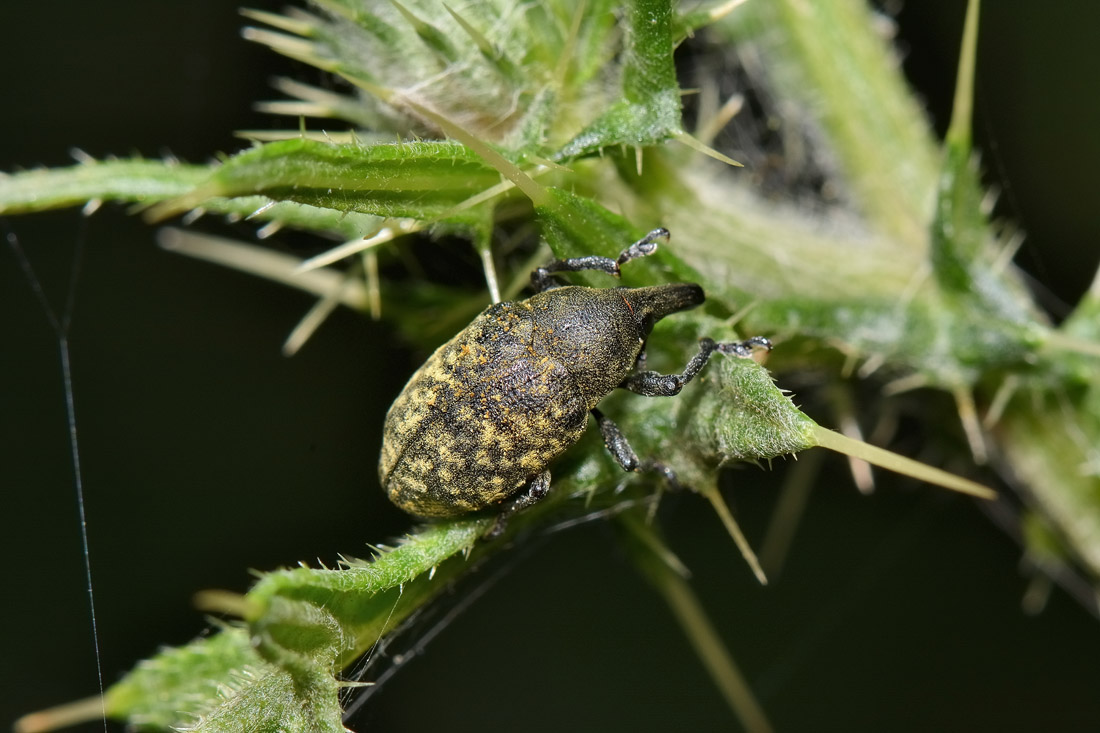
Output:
[[381, 301, 590, 517]]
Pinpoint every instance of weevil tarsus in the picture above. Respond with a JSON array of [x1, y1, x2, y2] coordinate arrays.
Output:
[[621, 336, 773, 397], [718, 335, 773, 357], [531, 228, 670, 292], [593, 407, 683, 490], [616, 227, 670, 265]]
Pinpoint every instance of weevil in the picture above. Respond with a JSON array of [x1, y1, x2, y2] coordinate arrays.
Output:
[[379, 228, 771, 521]]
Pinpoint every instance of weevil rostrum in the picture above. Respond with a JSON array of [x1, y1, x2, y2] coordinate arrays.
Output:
[[379, 229, 772, 522]]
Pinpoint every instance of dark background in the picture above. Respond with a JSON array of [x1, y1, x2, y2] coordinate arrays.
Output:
[[2, 2, 1099, 731]]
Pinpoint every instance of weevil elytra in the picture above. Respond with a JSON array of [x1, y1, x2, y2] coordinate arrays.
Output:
[[379, 229, 771, 520]]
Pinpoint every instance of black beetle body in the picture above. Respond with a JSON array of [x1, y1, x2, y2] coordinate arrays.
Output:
[[380, 230, 771, 520]]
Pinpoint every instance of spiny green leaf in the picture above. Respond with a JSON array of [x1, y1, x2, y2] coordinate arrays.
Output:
[[535, 186, 708, 295], [253, 1, 623, 153], [103, 627, 274, 729], [621, 0, 678, 103], [930, 142, 987, 298], [443, 4, 523, 83], [557, 0, 684, 159], [928, 0, 1040, 331], [387, 1, 458, 62], [686, 355, 817, 464], [537, 186, 640, 259], [147, 138, 503, 221], [998, 384, 1100, 578], [928, 0, 986, 298], [247, 518, 488, 618], [184, 196, 383, 240], [94, 519, 491, 733], [0, 159, 210, 215], [749, 291, 1043, 388]]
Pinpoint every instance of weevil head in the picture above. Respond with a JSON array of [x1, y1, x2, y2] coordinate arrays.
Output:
[[527, 283, 705, 405]]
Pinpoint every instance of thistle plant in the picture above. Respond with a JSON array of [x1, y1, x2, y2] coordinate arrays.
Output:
[[5, 1, 1099, 731]]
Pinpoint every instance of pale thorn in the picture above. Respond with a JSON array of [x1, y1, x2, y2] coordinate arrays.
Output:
[[157, 228, 369, 308], [363, 249, 382, 320], [696, 93, 745, 147], [430, 178, 517, 223], [255, 100, 332, 118], [271, 77, 349, 108], [478, 244, 502, 305], [707, 0, 750, 22], [181, 208, 205, 225], [671, 129, 743, 167], [992, 228, 1026, 274], [980, 185, 999, 217], [429, 164, 558, 225], [234, 129, 358, 143], [14, 697, 107, 733], [839, 347, 860, 380], [835, 408, 875, 494], [983, 374, 1021, 429], [296, 221, 419, 273], [245, 200, 277, 220], [239, 7, 315, 37], [880, 371, 927, 396], [241, 27, 331, 71], [553, 0, 585, 89], [953, 385, 989, 464], [256, 220, 285, 239], [702, 485, 767, 585], [524, 154, 572, 172], [69, 147, 95, 164], [857, 352, 888, 380], [812, 426, 995, 500]]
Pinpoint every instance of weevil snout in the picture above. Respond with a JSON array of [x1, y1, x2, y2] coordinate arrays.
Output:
[[620, 283, 704, 331]]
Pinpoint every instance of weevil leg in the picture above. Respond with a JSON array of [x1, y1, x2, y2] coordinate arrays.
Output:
[[621, 336, 773, 396], [530, 228, 670, 292], [486, 470, 552, 538], [592, 408, 681, 490]]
